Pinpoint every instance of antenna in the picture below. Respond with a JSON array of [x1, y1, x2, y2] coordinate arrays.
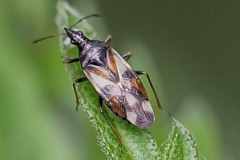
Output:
[[32, 14, 100, 44], [69, 14, 100, 28], [32, 33, 65, 44]]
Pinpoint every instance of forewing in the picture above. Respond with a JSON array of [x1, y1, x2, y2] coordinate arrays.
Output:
[[107, 49, 154, 128], [107, 49, 148, 100], [84, 65, 127, 119], [84, 48, 154, 127], [84, 65, 121, 101]]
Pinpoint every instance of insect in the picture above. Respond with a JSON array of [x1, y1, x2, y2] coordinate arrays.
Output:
[[34, 14, 163, 137]]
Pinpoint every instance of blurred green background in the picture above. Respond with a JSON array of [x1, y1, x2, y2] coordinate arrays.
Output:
[[0, 0, 239, 160]]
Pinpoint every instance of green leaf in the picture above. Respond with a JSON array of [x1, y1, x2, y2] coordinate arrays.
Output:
[[160, 118, 206, 160], [56, 1, 161, 160], [55, 1, 205, 160]]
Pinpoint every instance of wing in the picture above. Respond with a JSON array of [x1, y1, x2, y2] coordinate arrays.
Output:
[[107, 49, 149, 100], [84, 48, 155, 128], [107, 49, 155, 128], [84, 65, 127, 119], [124, 92, 155, 128]]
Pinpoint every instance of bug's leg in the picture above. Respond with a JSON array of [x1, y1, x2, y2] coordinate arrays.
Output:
[[98, 96, 124, 149], [104, 35, 112, 43], [135, 71, 171, 117], [73, 77, 88, 110], [63, 58, 79, 64], [135, 71, 161, 110], [121, 52, 132, 61]]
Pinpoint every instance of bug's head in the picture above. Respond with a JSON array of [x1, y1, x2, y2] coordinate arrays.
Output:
[[64, 28, 87, 46]]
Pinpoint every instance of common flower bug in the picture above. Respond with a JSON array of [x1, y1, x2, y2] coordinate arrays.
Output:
[[63, 26, 163, 128], [33, 14, 165, 144]]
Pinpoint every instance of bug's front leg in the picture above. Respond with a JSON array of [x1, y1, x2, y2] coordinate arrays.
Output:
[[63, 58, 79, 64], [104, 35, 112, 43], [72, 77, 88, 110]]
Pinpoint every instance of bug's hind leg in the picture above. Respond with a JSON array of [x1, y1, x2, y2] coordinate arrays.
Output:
[[135, 71, 171, 117], [121, 52, 132, 61], [104, 35, 112, 43], [98, 96, 124, 152], [72, 77, 88, 110], [135, 71, 161, 110]]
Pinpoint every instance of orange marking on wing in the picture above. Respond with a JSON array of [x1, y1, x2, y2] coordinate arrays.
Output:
[[131, 77, 148, 100], [108, 49, 119, 78], [108, 96, 126, 119], [85, 66, 109, 79]]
